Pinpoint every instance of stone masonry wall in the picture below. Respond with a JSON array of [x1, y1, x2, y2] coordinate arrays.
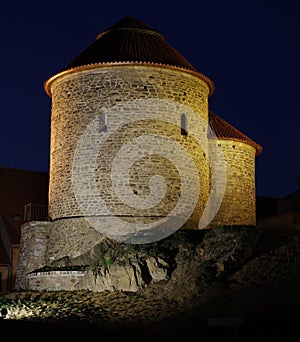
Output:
[[46, 218, 106, 263], [49, 65, 210, 218], [27, 270, 86, 291], [208, 140, 257, 227], [47, 65, 211, 250], [15, 221, 51, 290]]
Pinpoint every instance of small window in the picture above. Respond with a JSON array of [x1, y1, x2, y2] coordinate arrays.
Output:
[[99, 113, 107, 132], [181, 113, 188, 136]]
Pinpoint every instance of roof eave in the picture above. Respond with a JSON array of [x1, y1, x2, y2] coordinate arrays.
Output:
[[208, 136, 263, 156], [44, 61, 215, 97]]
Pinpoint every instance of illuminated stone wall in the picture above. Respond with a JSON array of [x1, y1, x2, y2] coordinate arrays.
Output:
[[15, 221, 51, 290], [208, 140, 257, 227], [27, 270, 86, 291], [46, 218, 105, 262], [46, 65, 211, 256]]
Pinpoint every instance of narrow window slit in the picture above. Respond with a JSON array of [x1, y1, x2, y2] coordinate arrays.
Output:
[[181, 113, 188, 136], [99, 113, 107, 132]]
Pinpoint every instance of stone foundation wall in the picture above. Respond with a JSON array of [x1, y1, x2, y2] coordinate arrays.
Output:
[[15, 221, 51, 290], [27, 270, 86, 291], [46, 218, 106, 263]]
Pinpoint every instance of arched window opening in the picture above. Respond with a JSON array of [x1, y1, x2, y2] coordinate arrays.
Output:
[[99, 113, 107, 132], [181, 113, 188, 136]]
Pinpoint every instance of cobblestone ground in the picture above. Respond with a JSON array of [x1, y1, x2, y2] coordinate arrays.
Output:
[[0, 289, 203, 339], [2, 281, 300, 342]]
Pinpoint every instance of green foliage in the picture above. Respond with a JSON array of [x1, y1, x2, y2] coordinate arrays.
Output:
[[89, 230, 197, 279]]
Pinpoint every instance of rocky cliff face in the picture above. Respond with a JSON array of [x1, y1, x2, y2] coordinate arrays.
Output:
[[27, 224, 300, 305], [45, 225, 261, 298], [2, 224, 300, 339]]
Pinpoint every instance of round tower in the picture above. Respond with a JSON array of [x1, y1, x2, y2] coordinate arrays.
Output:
[[44, 16, 215, 261], [208, 111, 263, 226]]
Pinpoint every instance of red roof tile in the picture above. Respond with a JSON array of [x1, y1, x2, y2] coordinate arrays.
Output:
[[208, 111, 263, 156], [57, 16, 214, 95], [65, 16, 196, 71]]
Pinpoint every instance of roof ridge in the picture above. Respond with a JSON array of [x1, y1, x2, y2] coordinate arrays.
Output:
[[106, 15, 158, 31], [96, 16, 162, 40]]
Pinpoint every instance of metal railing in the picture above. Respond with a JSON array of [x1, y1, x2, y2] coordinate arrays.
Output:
[[24, 203, 49, 222]]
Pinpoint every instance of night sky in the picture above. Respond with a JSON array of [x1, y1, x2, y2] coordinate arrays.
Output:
[[0, 1, 299, 199]]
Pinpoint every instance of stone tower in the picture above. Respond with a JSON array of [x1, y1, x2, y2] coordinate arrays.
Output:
[[44, 15, 218, 259], [15, 16, 262, 291], [208, 111, 262, 227]]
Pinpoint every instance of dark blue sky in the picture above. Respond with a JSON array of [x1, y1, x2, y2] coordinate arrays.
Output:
[[0, 1, 299, 198]]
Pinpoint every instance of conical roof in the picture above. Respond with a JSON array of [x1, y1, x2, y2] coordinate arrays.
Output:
[[208, 111, 263, 156], [43, 16, 213, 96], [64, 16, 197, 72]]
